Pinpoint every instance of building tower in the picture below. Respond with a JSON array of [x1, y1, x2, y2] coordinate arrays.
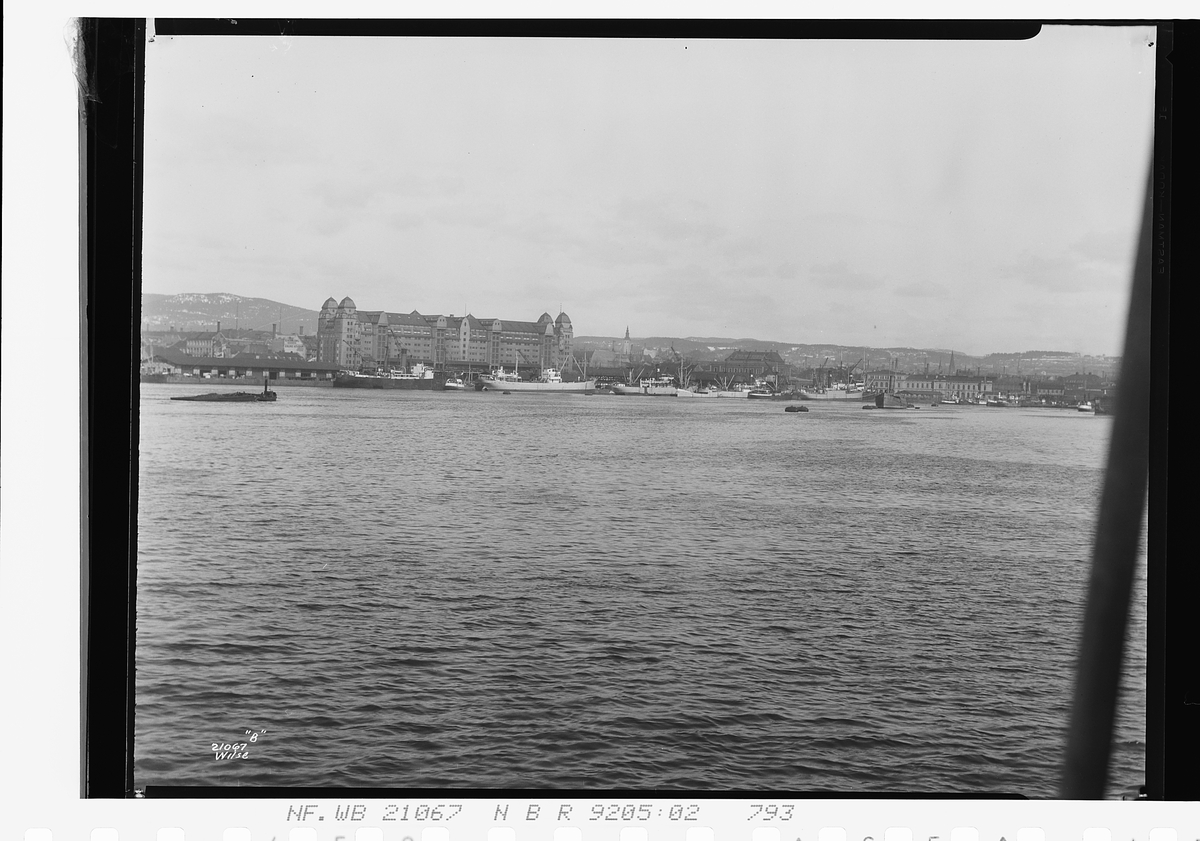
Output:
[[317, 297, 338, 363], [554, 311, 574, 370], [334, 297, 360, 368]]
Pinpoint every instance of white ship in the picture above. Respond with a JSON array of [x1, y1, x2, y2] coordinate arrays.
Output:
[[477, 367, 595, 394], [799, 384, 863, 401], [675, 385, 719, 398], [611, 377, 678, 396], [712, 383, 755, 398]]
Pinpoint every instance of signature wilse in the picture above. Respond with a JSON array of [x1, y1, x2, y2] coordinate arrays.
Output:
[[211, 727, 267, 761]]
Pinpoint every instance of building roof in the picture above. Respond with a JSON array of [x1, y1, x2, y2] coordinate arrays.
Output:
[[154, 350, 340, 371], [381, 311, 433, 328], [231, 350, 306, 361], [321, 297, 338, 310], [230, 342, 273, 355], [724, 350, 785, 364], [338, 296, 356, 310], [478, 318, 550, 334]]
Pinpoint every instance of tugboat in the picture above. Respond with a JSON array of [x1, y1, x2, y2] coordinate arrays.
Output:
[[171, 379, 277, 402], [873, 358, 908, 409]]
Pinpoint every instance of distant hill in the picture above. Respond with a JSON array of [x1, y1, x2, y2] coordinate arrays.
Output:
[[141, 293, 319, 335], [576, 335, 1118, 378]]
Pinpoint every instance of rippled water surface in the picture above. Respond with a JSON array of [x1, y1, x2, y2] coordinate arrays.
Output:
[[135, 385, 1146, 796]]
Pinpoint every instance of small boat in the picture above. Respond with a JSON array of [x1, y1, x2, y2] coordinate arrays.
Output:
[[1077, 402, 1095, 413], [784, 404, 809, 413], [171, 379, 276, 403], [442, 377, 466, 391]]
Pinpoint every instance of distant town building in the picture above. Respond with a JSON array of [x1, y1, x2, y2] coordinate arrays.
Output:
[[694, 350, 787, 381], [588, 327, 647, 368], [316, 296, 576, 372], [183, 330, 229, 358], [269, 334, 308, 357]]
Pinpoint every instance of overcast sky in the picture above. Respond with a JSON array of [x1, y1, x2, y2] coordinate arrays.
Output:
[[142, 25, 1156, 356]]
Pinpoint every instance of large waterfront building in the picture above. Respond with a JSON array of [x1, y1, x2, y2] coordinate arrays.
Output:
[[691, 350, 788, 386], [316, 296, 576, 372], [864, 365, 994, 401]]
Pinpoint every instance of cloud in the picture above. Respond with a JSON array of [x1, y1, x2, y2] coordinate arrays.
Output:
[[310, 181, 372, 211], [1068, 229, 1137, 266], [895, 280, 949, 298], [998, 252, 1117, 294], [388, 211, 425, 231], [609, 196, 729, 246], [810, 261, 884, 291], [427, 201, 508, 229]]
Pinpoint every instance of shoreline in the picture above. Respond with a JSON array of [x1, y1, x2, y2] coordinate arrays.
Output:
[[140, 375, 334, 388]]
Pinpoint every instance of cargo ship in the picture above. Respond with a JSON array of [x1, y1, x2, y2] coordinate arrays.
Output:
[[799, 385, 863, 401], [611, 377, 677, 396], [478, 367, 595, 394], [333, 365, 439, 390]]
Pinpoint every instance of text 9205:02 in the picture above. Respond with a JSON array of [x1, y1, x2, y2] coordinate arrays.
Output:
[[589, 804, 701, 821]]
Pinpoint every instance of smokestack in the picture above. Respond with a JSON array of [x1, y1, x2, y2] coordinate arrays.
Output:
[[273, 323, 277, 337], [298, 326, 304, 336], [217, 321, 221, 333]]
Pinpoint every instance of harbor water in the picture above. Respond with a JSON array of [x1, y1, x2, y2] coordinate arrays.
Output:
[[134, 385, 1147, 797]]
